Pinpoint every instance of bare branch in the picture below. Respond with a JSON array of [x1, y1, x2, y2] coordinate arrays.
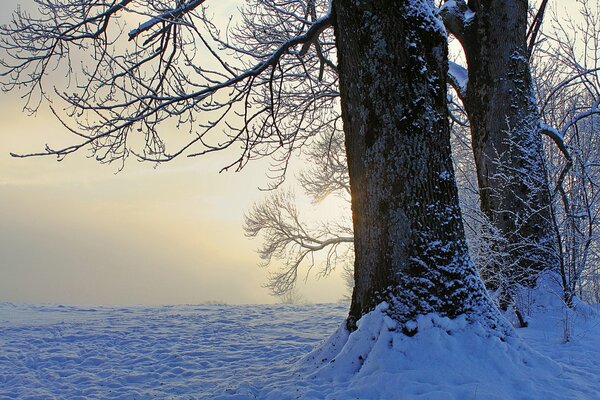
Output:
[[539, 123, 571, 162], [526, 0, 549, 58], [1, 0, 336, 181], [244, 189, 352, 295]]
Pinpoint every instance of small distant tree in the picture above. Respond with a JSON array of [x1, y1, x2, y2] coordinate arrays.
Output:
[[277, 286, 306, 305]]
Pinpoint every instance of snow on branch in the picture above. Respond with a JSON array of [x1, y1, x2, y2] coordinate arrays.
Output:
[[448, 61, 468, 99], [128, 0, 208, 41], [539, 123, 571, 162], [440, 0, 474, 48]]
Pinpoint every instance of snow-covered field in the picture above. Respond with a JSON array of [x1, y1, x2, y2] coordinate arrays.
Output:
[[1, 294, 599, 399], [0, 302, 346, 399]]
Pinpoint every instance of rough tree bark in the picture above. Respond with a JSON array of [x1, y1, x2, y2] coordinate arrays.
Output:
[[443, 0, 558, 310], [333, 0, 499, 330]]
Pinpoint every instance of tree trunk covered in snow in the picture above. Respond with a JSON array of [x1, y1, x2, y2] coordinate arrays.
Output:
[[333, 0, 499, 330], [443, 0, 558, 308]]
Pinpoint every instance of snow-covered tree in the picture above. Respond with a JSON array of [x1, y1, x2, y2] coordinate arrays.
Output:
[[441, 0, 559, 313], [1, 0, 503, 330]]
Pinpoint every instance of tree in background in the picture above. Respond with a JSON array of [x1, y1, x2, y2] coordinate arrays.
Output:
[[441, 0, 559, 315], [0, 0, 504, 331], [452, 0, 600, 311]]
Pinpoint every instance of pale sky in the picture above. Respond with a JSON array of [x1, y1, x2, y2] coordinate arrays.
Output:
[[0, 0, 347, 306]]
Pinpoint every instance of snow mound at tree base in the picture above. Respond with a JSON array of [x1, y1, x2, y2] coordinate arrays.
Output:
[[241, 301, 596, 400]]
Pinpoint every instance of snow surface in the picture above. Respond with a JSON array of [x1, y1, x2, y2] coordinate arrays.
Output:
[[1, 295, 599, 399]]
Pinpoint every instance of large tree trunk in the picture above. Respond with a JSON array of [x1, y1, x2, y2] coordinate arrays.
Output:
[[333, 0, 500, 330], [444, 0, 558, 309]]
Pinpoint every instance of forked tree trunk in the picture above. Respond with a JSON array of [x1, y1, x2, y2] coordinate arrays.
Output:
[[452, 0, 558, 308], [333, 0, 499, 330]]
